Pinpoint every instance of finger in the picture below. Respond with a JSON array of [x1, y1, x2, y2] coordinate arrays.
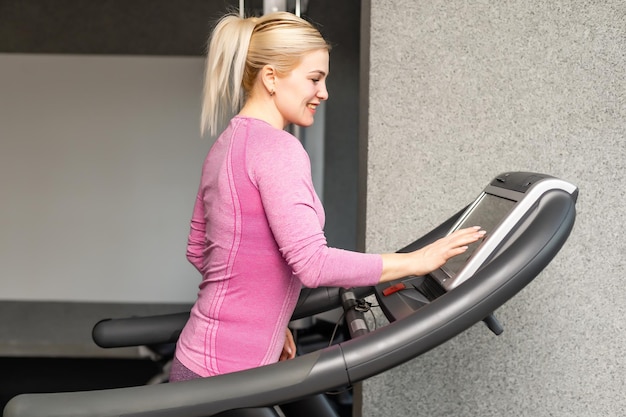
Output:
[[447, 245, 469, 258], [284, 329, 296, 359], [450, 227, 486, 244], [453, 226, 483, 236]]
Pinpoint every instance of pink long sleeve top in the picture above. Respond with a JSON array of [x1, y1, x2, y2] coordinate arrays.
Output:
[[175, 116, 382, 377]]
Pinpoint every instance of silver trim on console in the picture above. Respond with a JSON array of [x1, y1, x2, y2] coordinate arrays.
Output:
[[442, 177, 577, 290]]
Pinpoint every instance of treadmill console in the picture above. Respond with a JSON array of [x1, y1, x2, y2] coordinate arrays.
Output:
[[376, 172, 578, 324], [433, 172, 577, 291]]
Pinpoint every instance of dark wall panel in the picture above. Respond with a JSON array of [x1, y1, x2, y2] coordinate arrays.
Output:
[[308, 0, 361, 250], [0, 0, 241, 55]]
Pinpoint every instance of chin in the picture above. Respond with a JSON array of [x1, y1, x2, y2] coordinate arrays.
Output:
[[288, 115, 315, 128], [298, 118, 316, 128]]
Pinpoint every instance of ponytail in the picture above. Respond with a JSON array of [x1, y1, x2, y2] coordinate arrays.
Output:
[[201, 14, 256, 137]]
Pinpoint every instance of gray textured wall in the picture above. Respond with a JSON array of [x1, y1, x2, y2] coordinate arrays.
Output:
[[362, 1, 625, 416]]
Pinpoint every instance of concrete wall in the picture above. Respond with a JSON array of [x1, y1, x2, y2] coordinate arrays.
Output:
[[362, 1, 625, 416]]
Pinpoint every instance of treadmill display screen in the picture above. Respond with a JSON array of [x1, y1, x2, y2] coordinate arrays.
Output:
[[441, 193, 516, 278]]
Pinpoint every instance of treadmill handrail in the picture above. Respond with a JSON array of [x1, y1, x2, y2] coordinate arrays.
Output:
[[3, 347, 350, 417], [92, 286, 375, 349]]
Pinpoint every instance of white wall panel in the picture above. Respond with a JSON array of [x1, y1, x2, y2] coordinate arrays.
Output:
[[0, 54, 207, 303]]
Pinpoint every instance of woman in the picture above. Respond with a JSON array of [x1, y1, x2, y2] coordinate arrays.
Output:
[[170, 11, 485, 382]]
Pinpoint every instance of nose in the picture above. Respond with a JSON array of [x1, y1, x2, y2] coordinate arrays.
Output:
[[317, 81, 329, 101]]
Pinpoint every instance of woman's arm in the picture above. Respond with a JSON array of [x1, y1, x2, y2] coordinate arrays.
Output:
[[380, 226, 485, 283], [186, 192, 207, 273]]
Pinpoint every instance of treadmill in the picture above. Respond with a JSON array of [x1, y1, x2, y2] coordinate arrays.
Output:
[[3, 172, 578, 417]]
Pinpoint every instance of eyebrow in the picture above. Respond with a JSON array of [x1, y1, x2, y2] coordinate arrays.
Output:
[[308, 70, 328, 77]]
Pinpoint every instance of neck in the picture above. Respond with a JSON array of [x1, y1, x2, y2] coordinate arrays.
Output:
[[239, 96, 285, 130]]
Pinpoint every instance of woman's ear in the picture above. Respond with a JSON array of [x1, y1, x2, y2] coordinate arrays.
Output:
[[260, 64, 276, 96]]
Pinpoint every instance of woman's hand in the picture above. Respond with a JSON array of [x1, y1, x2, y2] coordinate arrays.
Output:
[[279, 328, 296, 361], [412, 226, 486, 275], [380, 226, 486, 283]]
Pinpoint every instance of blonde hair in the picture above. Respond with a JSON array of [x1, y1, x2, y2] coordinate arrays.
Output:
[[201, 12, 330, 136]]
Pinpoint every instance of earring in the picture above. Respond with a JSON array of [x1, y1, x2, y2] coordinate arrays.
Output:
[[270, 89, 275, 96]]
